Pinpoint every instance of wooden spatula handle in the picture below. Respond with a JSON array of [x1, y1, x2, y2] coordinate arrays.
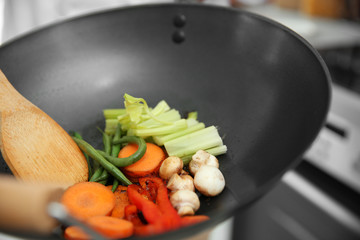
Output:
[[0, 175, 65, 235]]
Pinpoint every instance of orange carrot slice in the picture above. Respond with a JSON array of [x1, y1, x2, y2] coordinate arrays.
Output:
[[106, 185, 129, 218], [86, 216, 134, 239], [64, 226, 90, 240], [119, 143, 166, 180], [61, 182, 116, 221]]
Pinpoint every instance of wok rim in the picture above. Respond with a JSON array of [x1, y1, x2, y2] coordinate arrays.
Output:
[[0, 3, 331, 240]]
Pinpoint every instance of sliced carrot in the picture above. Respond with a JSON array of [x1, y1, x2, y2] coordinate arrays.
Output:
[[180, 215, 210, 227], [106, 185, 129, 218], [119, 143, 166, 181], [86, 216, 134, 239], [61, 182, 116, 221], [64, 226, 90, 240]]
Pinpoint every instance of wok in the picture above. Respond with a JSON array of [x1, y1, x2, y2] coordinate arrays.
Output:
[[0, 3, 330, 239]]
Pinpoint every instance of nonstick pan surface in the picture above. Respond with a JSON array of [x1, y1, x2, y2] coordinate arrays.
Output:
[[0, 3, 330, 239]]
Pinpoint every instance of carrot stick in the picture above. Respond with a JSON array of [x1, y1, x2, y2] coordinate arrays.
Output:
[[86, 216, 134, 239], [106, 185, 129, 218], [64, 226, 90, 240], [119, 143, 166, 180], [180, 215, 210, 227], [61, 182, 116, 221]]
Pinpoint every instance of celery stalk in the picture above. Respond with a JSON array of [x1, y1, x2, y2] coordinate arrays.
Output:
[[153, 121, 205, 146], [136, 109, 181, 129], [103, 109, 126, 119], [181, 145, 228, 165], [105, 119, 119, 135], [164, 126, 223, 157], [124, 94, 173, 125], [133, 119, 187, 137], [187, 111, 198, 120], [150, 100, 170, 116]]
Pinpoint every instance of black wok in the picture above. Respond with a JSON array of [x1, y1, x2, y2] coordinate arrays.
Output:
[[0, 3, 330, 240]]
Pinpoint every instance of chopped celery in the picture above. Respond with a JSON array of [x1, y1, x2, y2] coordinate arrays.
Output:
[[149, 100, 170, 116], [181, 145, 228, 165], [124, 94, 147, 124], [136, 109, 181, 129], [103, 94, 227, 161], [164, 126, 223, 158], [104, 119, 118, 135], [133, 119, 187, 137], [103, 109, 127, 119], [124, 93, 172, 125], [187, 111, 198, 120], [153, 121, 205, 146]]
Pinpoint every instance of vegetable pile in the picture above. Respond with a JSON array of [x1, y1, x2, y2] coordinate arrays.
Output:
[[62, 94, 227, 239]]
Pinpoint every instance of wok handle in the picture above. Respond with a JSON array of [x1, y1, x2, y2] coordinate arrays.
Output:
[[0, 175, 65, 235]]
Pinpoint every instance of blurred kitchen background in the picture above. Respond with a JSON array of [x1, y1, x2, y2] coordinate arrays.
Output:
[[1, 0, 360, 240]]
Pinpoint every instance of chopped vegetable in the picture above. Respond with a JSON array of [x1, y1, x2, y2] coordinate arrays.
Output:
[[189, 149, 219, 176], [187, 111, 198, 120], [181, 145, 228, 165], [60, 182, 116, 221], [71, 131, 92, 180], [122, 94, 172, 126], [65, 216, 134, 240], [153, 120, 205, 146], [170, 190, 200, 216], [119, 143, 166, 181], [110, 186, 128, 217], [72, 137, 132, 185], [164, 126, 224, 158], [104, 94, 227, 163], [127, 184, 163, 224], [103, 108, 127, 119], [105, 119, 119, 135], [110, 124, 123, 192], [106, 185, 129, 218], [124, 204, 145, 228], [64, 226, 89, 240], [97, 136, 147, 167], [194, 165, 225, 197], [167, 172, 195, 192], [86, 216, 134, 239], [65, 93, 228, 238], [158, 156, 183, 180], [126, 177, 182, 236], [89, 128, 112, 184], [132, 119, 187, 138], [136, 109, 181, 129]]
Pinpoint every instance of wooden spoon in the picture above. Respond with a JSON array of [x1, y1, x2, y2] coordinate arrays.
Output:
[[0, 70, 88, 185]]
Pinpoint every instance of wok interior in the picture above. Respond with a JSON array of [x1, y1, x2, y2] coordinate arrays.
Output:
[[0, 4, 330, 238]]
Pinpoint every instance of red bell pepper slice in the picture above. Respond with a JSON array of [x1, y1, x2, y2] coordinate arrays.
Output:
[[124, 204, 144, 227], [127, 184, 162, 225], [127, 177, 182, 235]]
